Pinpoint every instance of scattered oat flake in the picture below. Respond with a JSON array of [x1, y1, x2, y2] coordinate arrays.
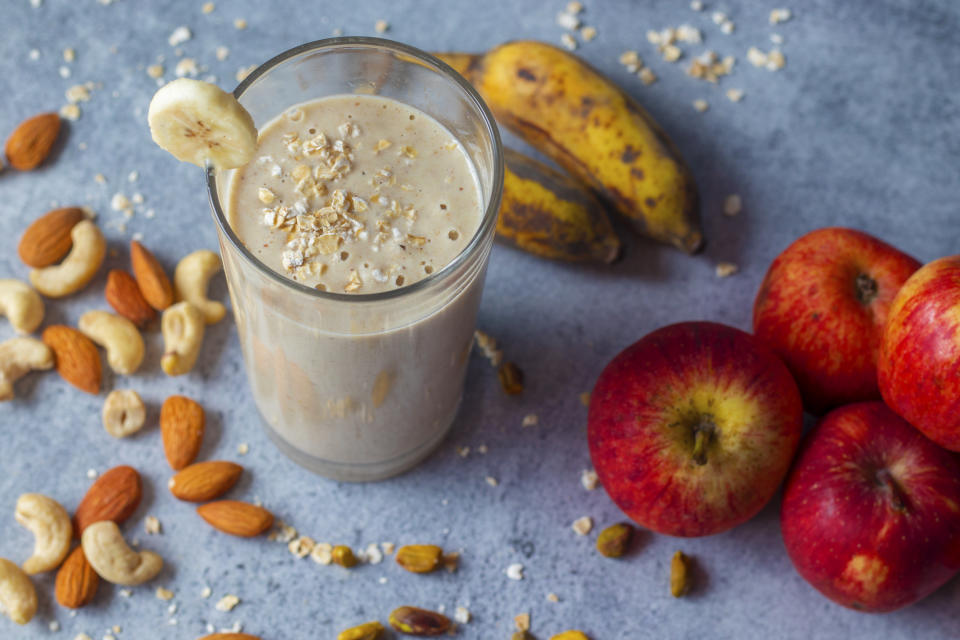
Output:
[[521, 413, 539, 428], [310, 542, 334, 565], [215, 595, 240, 612], [556, 11, 580, 30], [619, 50, 640, 68], [454, 606, 471, 624], [506, 563, 525, 580], [202, 1, 214, 13], [29, 49, 40, 61], [457, 445, 470, 458], [288, 536, 315, 558], [514, 612, 531, 631], [374, 19, 389, 33], [580, 25, 597, 41], [86, 468, 98, 479], [724, 194, 742, 216], [747, 47, 769, 68], [237, 442, 249, 455], [75, 634, 93, 640], [49, 621, 60, 632], [661, 44, 682, 62], [485, 476, 499, 487], [690, 0, 704, 10], [66, 85, 91, 103], [111, 193, 131, 211], [63, 48, 76, 62], [155, 587, 174, 601], [147, 64, 164, 79], [236, 64, 256, 82], [639, 67, 657, 85], [145, 515, 161, 535], [216, 46, 229, 61], [771, 33, 784, 45], [168, 26, 191, 47], [201, 586, 212, 599], [381, 542, 395, 555], [770, 8, 792, 24], [59, 66, 71, 78], [363, 542, 384, 565], [477, 444, 488, 454], [572, 516, 594, 536], [766, 49, 786, 70], [566, 0, 583, 14], [693, 99, 709, 112], [128, 170, 139, 182], [712, 11, 727, 24], [234, 17, 247, 29], [581, 468, 599, 490], [60, 104, 81, 121], [676, 24, 701, 43], [175, 58, 198, 78], [560, 33, 578, 50], [721, 20, 735, 34], [726, 88, 744, 102], [716, 262, 739, 278]]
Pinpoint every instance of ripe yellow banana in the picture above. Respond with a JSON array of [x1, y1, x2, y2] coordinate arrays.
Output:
[[499, 148, 620, 263], [435, 43, 703, 253]]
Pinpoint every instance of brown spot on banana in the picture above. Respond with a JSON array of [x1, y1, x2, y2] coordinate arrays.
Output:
[[444, 41, 703, 254], [497, 148, 620, 264]]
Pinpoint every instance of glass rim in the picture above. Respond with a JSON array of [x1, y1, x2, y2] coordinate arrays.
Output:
[[206, 36, 504, 304]]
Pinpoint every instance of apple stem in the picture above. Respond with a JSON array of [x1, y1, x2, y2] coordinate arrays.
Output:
[[855, 273, 879, 305], [691, 421, 715, 466], [876, 469, 908, 512]]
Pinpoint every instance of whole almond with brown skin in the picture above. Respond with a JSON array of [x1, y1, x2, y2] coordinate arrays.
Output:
[[105, 269, 156, 327], [160, 395, 206, 470], [5, 112, 61, 170], [42, 325, 101, 394], [54, 546, 99, 608], [18, 207, 84, 267], [196, 500, 273, 537], [73, 465, 142, 536], [130, 240, 174, 310], [169, 461, 243, 502]]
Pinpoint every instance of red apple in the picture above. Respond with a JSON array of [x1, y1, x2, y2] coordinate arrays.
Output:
[[587, 321, 803, 537], [753, 227, 921, 414], [781, 402, 960, 612], [878, 255, 960, 451]]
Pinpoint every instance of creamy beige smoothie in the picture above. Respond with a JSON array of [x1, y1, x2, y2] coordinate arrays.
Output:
[[223, 94, 486, 480]]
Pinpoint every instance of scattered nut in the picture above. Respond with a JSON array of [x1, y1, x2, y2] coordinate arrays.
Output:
[[54, 546, 99, 609], [78, 310, 145, 375], [130, 240, 175, 310], [101, 389, 146, 438], [105, 269, 156, 327], [160, 301, 206, 376], [41, 325, 102, 394], [29, 220, 106, 298], [17, 207, 84, 268], [0, 557, 38, 624], [73, 465, 143, 535], [0, 337, 53, 401], [0, 280, 44, 334], [388, 606, 451, 636], [498, 361, 524, 395], [596, 522, 634, 558], [160, 395, 206, 470], [15, 493, 71, 574], [670, 550, 691, 597], [395, 545, 443, 574], [332, 545, 358, 568], [4, 112, 60, 171], [80, 520, 163, 586], [196, 501, 274, 537], [337, 621, 385, 640], [173, 249, 226, 324], [169, 461, 243, 502]]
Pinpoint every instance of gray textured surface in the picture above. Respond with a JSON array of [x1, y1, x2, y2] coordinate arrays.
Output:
[[2, 0, 959, 638]]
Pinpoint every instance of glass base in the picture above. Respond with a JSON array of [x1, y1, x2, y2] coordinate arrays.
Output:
[[258, 401, 460, 482]]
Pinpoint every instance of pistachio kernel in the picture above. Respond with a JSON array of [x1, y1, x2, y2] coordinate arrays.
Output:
[[332, 545, 358, 568], [395, 544, 443, 574], [337, 620, 385, 640], [596, 522, 634, 558], [550, 632, 591, 640], [670, 550, 691, 597], [498, 361, 524, 395]]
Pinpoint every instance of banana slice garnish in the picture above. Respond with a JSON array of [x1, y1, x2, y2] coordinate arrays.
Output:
[[148, 78, 257, 170]]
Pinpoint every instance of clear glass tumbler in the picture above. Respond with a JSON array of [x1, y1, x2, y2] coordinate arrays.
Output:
[[207, 38, 503, 482]]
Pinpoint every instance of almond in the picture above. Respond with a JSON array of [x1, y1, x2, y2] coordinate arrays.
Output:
[[73, 465, 142, 536], [18, 207, 85, 267], [105, 269, 156, 327], [41, 325, 101, 394], [169, 461, 243, 502], [130, 240, 174, 310], [197, 500, 273, 537], [5, 112, 61, 170], [54, 546, 99, 609], [160, 395, 206, 470]]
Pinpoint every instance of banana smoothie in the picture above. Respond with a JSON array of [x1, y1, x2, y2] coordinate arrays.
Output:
[[223, 94, 486, 480]]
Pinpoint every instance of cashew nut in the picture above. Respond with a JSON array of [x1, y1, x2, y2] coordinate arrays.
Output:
[[15, 493, 71, 575], [0, 279, 44, 334], [29, 220, 106, 298], [0, 337, 54, 401], [174, 249, 226, 324], [0, 558, 37, 625], [80, 520, 163, 586], [160, 301, 205, 376], [102, 389, 146, 438], [78, 310, 145, 375]]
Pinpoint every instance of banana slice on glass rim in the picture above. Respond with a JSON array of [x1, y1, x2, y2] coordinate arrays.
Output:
[[148, 78, 257, 170]]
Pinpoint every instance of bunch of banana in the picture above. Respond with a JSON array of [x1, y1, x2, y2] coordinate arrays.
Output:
[[437, 41, 703, 255]]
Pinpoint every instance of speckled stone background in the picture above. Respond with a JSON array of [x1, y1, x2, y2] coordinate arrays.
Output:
[[2, 0, 959, 638]]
